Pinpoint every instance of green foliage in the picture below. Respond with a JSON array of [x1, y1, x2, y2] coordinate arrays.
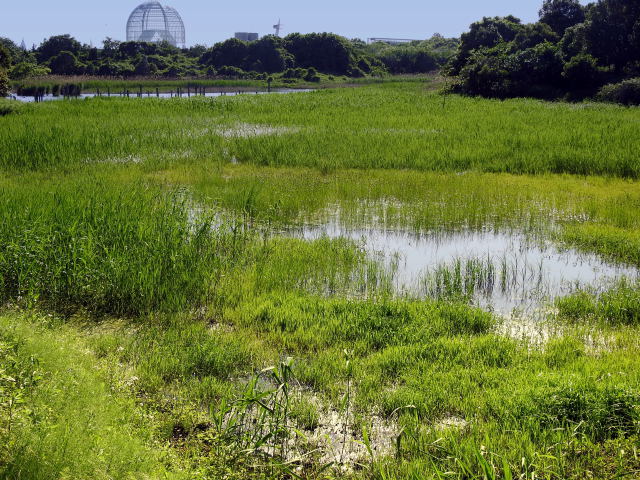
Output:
[[0, 37, 22, 65], [0, 44, 10, 70], [539, 0, 585, 36], [532, 384, 639, 440], [584, 0, 640, 73], [377, 44, 439, 74], [597, 78, 640, 105], [451, 0, 640, 102], [0, 69, 8, 97], [37, 34, 81, 62], [133, 54, 153, 76], [48, 50, 80, 75], [562, 53, 607, 93], [283, 33, 356, 75], [0, 315, 175, 479], [454, 41, 564, 99], [9, 62, 50, 80], [450, 16, 523, 74], [0, 99, 21, 116]]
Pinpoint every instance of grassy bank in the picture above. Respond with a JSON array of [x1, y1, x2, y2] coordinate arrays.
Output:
[[1, 81, 639, 479]]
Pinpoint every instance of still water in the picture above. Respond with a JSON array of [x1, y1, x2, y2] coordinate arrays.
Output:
[[8, 88, 313, 103], [295, 221, 638, 313]]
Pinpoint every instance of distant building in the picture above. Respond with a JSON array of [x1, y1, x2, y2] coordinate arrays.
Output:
[[235, 32, 259, 42], [367, 38, 422, 46], [127, 2, 186, 48]]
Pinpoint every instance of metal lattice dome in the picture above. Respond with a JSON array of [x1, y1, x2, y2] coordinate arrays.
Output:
[[126, 2, 185, 48]]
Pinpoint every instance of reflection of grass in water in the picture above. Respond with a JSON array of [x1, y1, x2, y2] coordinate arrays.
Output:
[[417, 255, 549, 304]]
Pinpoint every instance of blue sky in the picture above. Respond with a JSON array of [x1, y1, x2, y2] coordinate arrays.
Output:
[[2, 0, 589, 48]]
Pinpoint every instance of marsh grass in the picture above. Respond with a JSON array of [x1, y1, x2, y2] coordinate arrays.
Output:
[[3, 82, 640, 177], [1, 82, 640, 479], [0, 177, 249, 315], [557, 280, 640, 326]]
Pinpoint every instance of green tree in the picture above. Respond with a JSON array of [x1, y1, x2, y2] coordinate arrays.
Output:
[[246, 36, 293, 73], [37, 35, 81, 62], [450, 16, 523, 74], [0, 44, 11, 70], [539, 0, 585, 36], [9, 62, 50, 80], [562, 53, 607, 92], [133, 55, 152, 76], [199, 38, 248, 69], [378, 45, 438, 74], [512, 22, 559, 50], [558, 23, 588, 59], [0, 38, 20, 65], [102, 37, 121, 59], [283, 33, 355, 75], [49, 50, 79, 75], [584, 0, 640, 72]]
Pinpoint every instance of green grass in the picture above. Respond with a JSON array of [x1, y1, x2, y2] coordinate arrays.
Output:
[[0, 313, 178, 480], [0, 176, 250, 315], [1, 81, 639, 479], [2, 81, 640, 177]]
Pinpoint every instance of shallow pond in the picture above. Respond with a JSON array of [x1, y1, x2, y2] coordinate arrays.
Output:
[[294, 221, 639, 313]]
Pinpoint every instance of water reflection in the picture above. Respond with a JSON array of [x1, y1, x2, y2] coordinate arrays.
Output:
[[295, 222, 639, 313]]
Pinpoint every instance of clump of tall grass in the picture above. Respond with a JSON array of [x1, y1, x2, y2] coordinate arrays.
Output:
[[556, 281, 640, 325], [0, 180, 248, 315], [561, 223, 640, 266]]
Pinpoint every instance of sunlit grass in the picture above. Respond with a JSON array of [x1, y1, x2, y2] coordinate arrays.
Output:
[[0, 81, 639, 479]]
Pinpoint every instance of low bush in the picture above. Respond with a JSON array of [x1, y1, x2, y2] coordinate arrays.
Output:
[[597, 78, 640, 106]]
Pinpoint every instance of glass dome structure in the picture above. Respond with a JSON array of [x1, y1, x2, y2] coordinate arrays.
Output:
[[126, 2, 185, 48]]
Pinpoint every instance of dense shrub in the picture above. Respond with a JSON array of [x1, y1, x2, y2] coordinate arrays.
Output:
[[454, 42, 563, 99], [0, 69, 9, 97], [9, 62, 50, 80], [597, 78, 640, 106], [450, 0, 640, 102], [562, 53, 607, 93], [283, 33, 356, 75]]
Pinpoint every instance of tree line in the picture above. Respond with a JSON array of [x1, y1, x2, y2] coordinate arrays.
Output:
[[0, 32, 457, 86], [448, 0, 640, 104]]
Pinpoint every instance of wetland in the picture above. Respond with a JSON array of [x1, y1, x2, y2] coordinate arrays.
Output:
[[1, 80, 639, 479]]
